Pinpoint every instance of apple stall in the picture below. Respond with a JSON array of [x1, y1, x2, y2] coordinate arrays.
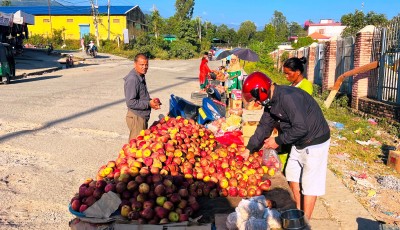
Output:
[[69, 92, 296, 230]]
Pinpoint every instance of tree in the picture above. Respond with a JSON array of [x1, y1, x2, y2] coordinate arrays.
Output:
[[271, 11, 289, 43], [237, 20, 257, 46], [1, 0, 11, 6], [151, 9, 164, 39], [177, 20, 198, 47], [289, 22, 307, 38], [174, 0, 195, 21], [263, 24, 277, 52], [215, 24, 235, 44], [292, 37, 317, 49], [341, 10, 388, 36]]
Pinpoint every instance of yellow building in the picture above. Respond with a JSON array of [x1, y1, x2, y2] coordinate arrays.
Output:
[[0, 5, 147, 41]]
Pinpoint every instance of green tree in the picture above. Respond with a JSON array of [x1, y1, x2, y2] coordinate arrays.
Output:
[[174, 0, 195, 21], [289, 22, 307, 38], [177, 20, 198, 48], [341, 10, 388, 36], [215, 24, 236, 44], [237, 20, 257, 46], [150, 9, 164, 39], [271, 11, 289, 43], [292, 37, 317, 49], [1, 0, 11, 6], [263, 23, 277, 51]]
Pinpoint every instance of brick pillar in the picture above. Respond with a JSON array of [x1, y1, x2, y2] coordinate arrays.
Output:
[[322, 37, 338, 91], [351, 25, 375, 110], [307, 43, 318, 84]]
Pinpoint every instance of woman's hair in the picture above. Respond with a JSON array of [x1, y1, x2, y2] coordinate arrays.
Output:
[[283, 57, 307, 73]]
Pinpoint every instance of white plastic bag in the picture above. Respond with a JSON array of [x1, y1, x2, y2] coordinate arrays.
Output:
[[264, 208, 282, 229], [237, 199, 265, 220], [244, 217, 269, 230]]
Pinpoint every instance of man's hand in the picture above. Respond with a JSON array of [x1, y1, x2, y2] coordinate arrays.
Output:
[[264, 137, 279, 149], [241, 149, 250, 160], [149, 99, 161, 110]]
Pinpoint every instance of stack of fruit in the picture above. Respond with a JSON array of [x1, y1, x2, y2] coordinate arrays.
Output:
[[70, 116, 273, 224]]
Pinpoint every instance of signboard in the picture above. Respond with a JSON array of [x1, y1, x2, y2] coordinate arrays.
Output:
[[0, 12, 13, 27], [123, 29, 129, 44]]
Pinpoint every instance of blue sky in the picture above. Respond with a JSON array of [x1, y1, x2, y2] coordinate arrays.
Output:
[[65, 0, 399, 28]]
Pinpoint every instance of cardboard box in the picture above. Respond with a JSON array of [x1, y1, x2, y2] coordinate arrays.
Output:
[[230, 99, 242, 109], [387, 150, 400, 173], [242, 121, 258, 138], [242, 109, 264, 122], [231, 89, 242, 100]]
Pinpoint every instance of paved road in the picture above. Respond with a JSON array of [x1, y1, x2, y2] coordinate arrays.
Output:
[[0, 51, 384, 229]]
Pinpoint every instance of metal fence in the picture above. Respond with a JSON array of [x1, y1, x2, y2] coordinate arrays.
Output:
[[370, 17, 400, 104], [335, 36, 355, 95], [314, 43, 325, 86]]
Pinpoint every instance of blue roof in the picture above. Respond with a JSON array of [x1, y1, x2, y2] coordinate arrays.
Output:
[[0, 6, 139, 15]]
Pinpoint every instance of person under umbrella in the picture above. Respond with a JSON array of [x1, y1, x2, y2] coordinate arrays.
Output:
[[227, 54, 243, 93]]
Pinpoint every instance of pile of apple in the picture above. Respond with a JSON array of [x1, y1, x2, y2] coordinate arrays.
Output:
[[70, 116, 273, 224], [70, 173, 201, 224]]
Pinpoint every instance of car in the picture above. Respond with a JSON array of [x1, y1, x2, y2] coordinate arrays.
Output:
[[0, 43, 16, 84]]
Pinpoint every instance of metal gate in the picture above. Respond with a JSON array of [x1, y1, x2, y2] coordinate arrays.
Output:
[[336, 36, 355, 95], [314, 43, 324, 86], [370, 17, 400, 104], [303, 47, 310, 78]]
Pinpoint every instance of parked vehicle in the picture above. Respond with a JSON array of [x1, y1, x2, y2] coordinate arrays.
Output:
[[45, 43, 53, 55], [0, 43, 16, 84]]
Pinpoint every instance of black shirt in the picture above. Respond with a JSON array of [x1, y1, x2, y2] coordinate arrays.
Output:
[[246, 85, 330, 153]]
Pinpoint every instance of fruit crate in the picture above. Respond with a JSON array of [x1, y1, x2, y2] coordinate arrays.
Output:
[[242, 109, 264, 122], [191, 91, 227, 106]]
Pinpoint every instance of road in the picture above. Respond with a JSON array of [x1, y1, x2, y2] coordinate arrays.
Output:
[[0, 52, 220, 230]]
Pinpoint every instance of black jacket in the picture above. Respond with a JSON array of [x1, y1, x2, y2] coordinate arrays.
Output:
[[246, 85, 330, 153]]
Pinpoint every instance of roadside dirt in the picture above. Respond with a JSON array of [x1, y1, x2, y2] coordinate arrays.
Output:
[[328, 123, 400, 226]]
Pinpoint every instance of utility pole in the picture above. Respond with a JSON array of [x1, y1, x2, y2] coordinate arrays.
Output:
[[197, 17, 201, 42], [107, 0, 110, 40], [90, 0, 100, 47], [47, 0, 53, 37]]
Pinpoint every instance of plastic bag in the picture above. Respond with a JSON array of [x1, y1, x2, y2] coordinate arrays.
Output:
[[236, 199, 265, 220], [226, 212, 239, 230], [244, 217, 269, 230], [261, 148, 282, 173], [263, 208, 281, 229]]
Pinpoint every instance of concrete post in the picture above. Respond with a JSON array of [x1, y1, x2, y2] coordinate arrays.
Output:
[[351, 25, 375, 110]]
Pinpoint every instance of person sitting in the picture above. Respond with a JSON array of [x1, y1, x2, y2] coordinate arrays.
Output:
[[66, 55, 74, 68]]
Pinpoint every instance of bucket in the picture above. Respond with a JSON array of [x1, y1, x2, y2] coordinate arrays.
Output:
[[281, 209, 306, 230]]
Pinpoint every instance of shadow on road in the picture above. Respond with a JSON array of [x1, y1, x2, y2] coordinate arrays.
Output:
[[356, 217, 381, 230], [10, 75, 62, 84], [0, 77, 196, 143]]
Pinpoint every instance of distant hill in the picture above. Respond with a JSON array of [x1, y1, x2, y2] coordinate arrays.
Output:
[[6, 0, 62, 6]]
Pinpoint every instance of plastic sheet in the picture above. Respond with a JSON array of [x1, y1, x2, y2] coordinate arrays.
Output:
[[215, 130, 244, 146]]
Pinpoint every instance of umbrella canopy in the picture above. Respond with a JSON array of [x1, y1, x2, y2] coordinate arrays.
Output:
[[214, 49, 226, 58], [216, 50, 233, 60], [231, 48, 259, 62]]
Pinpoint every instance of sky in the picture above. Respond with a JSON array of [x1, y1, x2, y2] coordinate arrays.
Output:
[[61, 0, 399, 29]]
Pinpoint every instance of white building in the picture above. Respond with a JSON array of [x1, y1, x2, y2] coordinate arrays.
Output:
[[305, 19, 346, 40]]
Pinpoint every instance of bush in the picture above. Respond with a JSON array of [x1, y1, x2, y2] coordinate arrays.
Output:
[[168, 40, 197, 59]]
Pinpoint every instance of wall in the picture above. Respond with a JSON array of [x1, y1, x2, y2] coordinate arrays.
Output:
[[28, 15, 126, 40], [271, 25, 400, 122]]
